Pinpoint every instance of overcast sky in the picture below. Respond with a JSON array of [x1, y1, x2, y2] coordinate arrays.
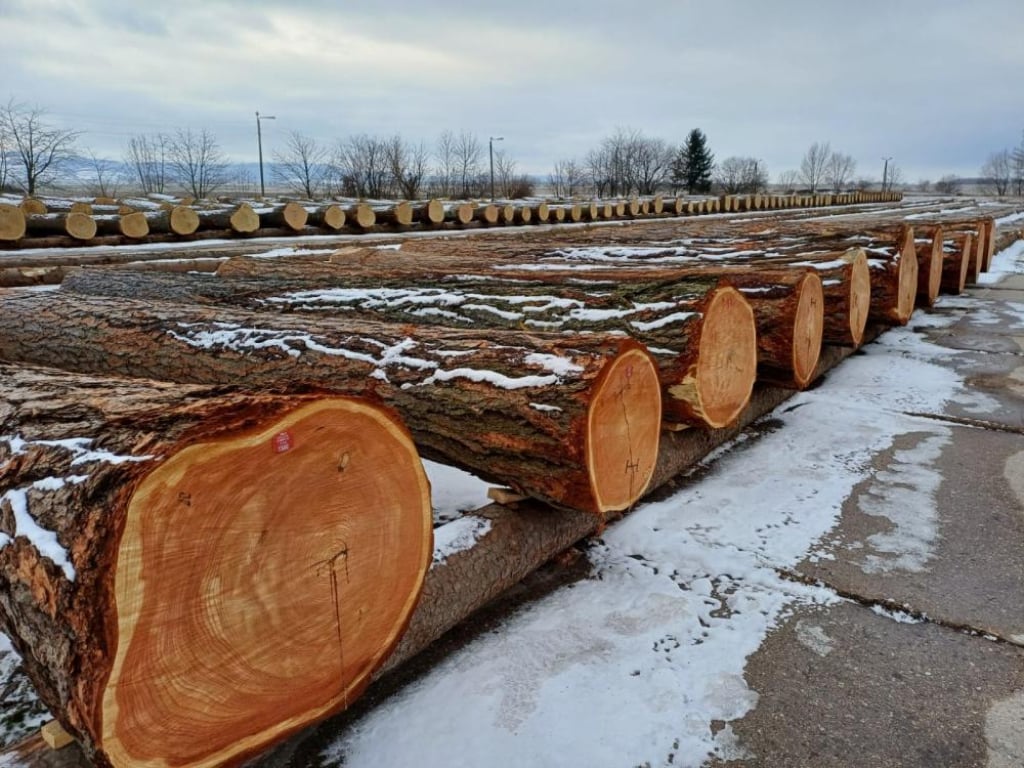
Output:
[[3, 0, 1022, 182]]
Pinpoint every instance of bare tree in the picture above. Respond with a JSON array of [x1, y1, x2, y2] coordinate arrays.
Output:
[[799, 141, 831, 193], [0, 117, 10, 192], [493, 150, 519, 198], [629, 136, 672, 195], [124, 133, 170, 195], [825, 152, 856, 192], [934, 175, 960, 195], [549, 159, 566, 198], [776, 169, 799, 193], [386, 135, 429, 199], [167, 128, 227, 199], [981, 150, 1012, 196], [335, 134, 391, 198], [1, 99, 80, 195], [715, 156, 768, 194], [1012, 131, 1024, 196], [454, 130, 482, 198], [433, 130, 458, 197], [85, 150, 121, 198], [272, 131, 329, 199]]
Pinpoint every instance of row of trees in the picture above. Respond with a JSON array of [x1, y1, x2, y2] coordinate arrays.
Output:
[[550, 131, 860, 198], [980, 132, 1024, 197]]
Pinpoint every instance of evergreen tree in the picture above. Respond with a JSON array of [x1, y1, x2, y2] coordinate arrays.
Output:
[[672, 128, 714, 194]]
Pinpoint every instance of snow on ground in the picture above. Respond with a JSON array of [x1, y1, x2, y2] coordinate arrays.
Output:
[[979, 239, 1024, 284], [324, 315, 969, 768], [422, 459, 491, 527]]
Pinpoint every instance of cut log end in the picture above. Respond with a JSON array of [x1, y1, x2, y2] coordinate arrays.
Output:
[[66, 212, 97, 241], [847, 249, 871, 347], [586, 343, 662, 513], [895, 230, 920, 324], [350, 204, 376, 230], [391, 201, 413, 227], [230, 204, 260, 234], [694, 286, 758, 429], [118, 212, 149, 240], [791, 273, 825, 389], [420, 200, 445, 226], [98, 397, 432, 768], [320, 205, 347, 231], [0, 203, 27, 241], [170, 206, 200, 236], [281, 202, 310, 231]]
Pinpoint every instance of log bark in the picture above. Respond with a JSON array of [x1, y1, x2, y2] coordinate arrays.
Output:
[[0, 362, 433, 768], [940, 233, 972, 295], [63, 263, 756, 428], [260, 202, 309, 231], [0, 203, 27, 241], [308, 205, 347, 231], [25, 213, 96, 241], [0, 291, 662, 515], [195, 204, 260, 234], [144, 206, 201, 236]]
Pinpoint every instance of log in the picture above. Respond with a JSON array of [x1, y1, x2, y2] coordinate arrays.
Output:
[[144, 206, 201, 236], [863, 226, 918, 325], [940, 233, 972, 295], [63, 262, 757, 428], [260, 202, 309, 232], [550, 206, 566, 223], [308, 204, 347, 231], [515, 205, 534, 225], [25, 213, 96, 241], [373, 202, 413, 227], [20, 198, 47, 215], [0, 362, 433, 767], [498, 204, 516, 225], [475, 204, 500, 226], [195, 204, 260, 234], [0, 291, 662, 515], [0, 265, 69, 287], [347, 204, 376, 230], [980, 217, 996, 271], [415, 200, 445, 226], [0, 203, 27, 241], [445, 202, 475, 226], [92, 213, 149, 240], [914, 224, 943, 307]]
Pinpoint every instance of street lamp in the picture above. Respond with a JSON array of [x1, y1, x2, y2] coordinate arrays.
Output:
[[256, 111, 276, 197], [881, 156, 892, 193], [489, 136, 504, 201]]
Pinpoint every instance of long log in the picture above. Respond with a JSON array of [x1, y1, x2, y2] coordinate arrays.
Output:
[[306, 204, 346, 231], [912, 224, 943, 307], [414, 200, 445, 226], [372, 202, 413, 227], [347, 203, 376, 230], [0, 291, 662, 515], [0, 203, 27, 242], [211, 255, 815, 386], [0, 362, 433, 768], [445, 202, 475, 226], [25, 213, 96, 241], [475, 204, 500, 226], [143, 206, 201, 236]]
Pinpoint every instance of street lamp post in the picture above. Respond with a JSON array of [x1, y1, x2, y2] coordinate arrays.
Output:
[[489, 136, 504, 201], [256, 111, 276, 197], [881, 156, 892, 193]]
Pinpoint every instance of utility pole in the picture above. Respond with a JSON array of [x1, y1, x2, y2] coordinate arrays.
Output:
[[489, 136, 504, 201], [256, 111, 276, 197], [881, 156, 892, 193]]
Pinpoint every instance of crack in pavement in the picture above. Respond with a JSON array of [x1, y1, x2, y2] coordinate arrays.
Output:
[[903, 411, 1024, 435], [775, 567, 1024, 649]]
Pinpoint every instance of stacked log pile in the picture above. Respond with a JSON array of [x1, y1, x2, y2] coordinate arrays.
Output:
[[0, 198, 1021, 768], [0, 190, 911, 250]]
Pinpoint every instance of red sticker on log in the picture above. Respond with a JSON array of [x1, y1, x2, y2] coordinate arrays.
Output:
[[272, 430, 295, 454]]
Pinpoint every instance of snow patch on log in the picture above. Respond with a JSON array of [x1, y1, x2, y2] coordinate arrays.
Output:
[[529, 402, 563, 413], [432, 516, 492, 566], [630, 311, 698, 332], [1, 477, 87, 580]]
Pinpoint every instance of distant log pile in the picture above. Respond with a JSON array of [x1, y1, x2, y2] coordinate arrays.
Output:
[[1, 197, 1022, 768], [0, 190, 907, 250]]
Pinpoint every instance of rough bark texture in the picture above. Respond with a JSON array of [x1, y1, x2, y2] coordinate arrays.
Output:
[[63, 266, 758, 429], [0, 291, 661, 515], [0, 363, 432, 768]]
